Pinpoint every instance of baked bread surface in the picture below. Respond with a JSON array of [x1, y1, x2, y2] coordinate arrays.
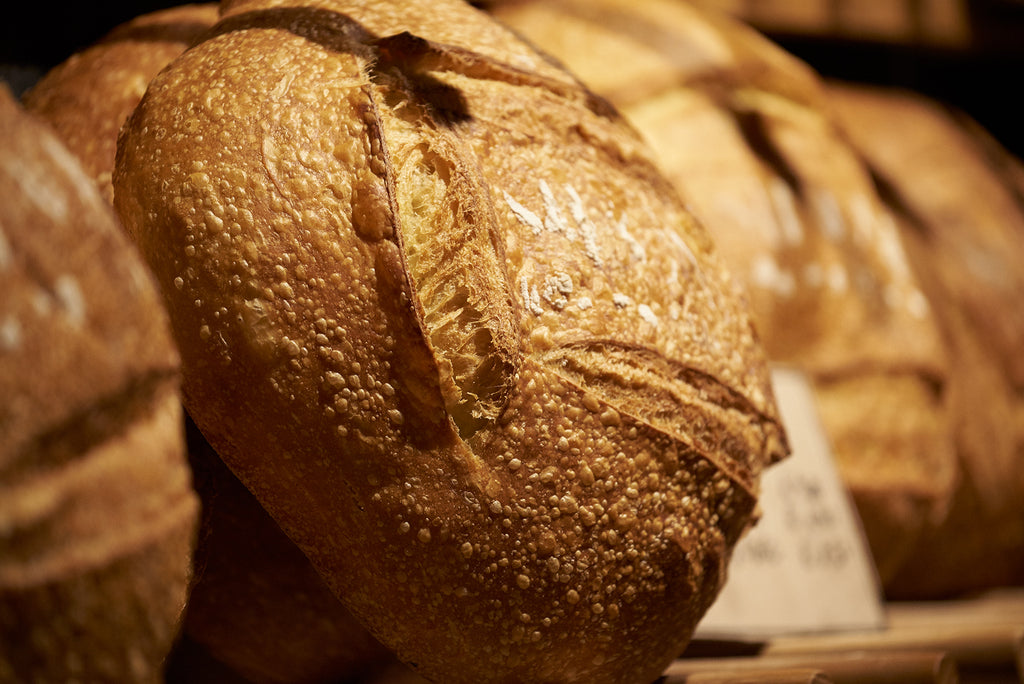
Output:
[[491, 0, 955, 587], [179, 417, 394, 683], [22, 3, 398, 678], [114, 0, 787, 681]]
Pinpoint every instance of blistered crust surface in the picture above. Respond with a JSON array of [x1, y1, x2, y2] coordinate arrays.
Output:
[[491, 0, 956, 589], [0, 89, 180, 480], [113, 2, 785, 682]]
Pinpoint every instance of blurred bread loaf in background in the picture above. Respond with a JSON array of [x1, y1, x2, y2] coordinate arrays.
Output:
[[0, 85, 198, 683], [827, 82, 1024, 597], [21, 3, 220, 203]]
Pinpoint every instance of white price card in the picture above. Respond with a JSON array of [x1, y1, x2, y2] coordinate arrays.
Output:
[[695, 366, 886, 639]]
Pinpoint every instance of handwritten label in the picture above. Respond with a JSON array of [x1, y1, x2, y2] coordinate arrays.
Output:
[[695, 366, 886, 638]]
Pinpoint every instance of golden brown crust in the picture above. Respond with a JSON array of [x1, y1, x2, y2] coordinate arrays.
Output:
[[493, 0, 824, 114], [491, 0, 956, 588], [22, 4, 220, 203], [0, 86, 197, 683], [827, 83, 1024, 396], [113, 1, 786, 681]]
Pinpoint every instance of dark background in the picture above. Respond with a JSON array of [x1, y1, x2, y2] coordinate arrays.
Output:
[[0, 1, 195, 95], [750, 0, 1024, 162], [3, 0, 1023, 159]]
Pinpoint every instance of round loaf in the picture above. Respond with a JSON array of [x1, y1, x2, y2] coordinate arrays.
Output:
[[21, 4, 220, 204], [0, 85, 198, 683], [828, 82, 1024, 597], [490, 0, 956, 587], [113, 0, 788, 681]]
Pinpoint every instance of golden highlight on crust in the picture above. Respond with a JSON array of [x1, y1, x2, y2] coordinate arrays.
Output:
[[21, 3, 221, 203]]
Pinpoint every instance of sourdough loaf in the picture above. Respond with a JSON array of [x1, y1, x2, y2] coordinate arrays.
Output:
[[490, 0, 955, 588], [22, 5, 396, 678], [112, 0, 788, 681], [828, 82, 1024, 596], [0, 85, 197, 683], [21, 4, 220, 203]]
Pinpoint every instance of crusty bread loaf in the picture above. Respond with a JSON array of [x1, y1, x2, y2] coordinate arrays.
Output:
[[0, 85, 198, 683], [22, 5, 398, 678], [490, 0, 956, 588], [828, 82, 1024, 597], [21, 3, 220, 203], [112, 0, 788, 681]]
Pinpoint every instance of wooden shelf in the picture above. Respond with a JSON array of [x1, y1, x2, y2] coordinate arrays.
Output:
[[675, 590, 1024, 684], [665, 650, 953, 684]]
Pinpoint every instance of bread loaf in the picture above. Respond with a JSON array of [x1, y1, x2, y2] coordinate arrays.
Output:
[[490, 0, 955, 588], [21, 4, 220, 203], [0, 85, 198, 683], [112, 0, 788, 681], [828, 82, 1024, 597], [22, 5, 397, 678]]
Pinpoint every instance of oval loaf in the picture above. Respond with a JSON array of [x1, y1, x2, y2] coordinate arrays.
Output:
[[829, 83, 1024, 597], [113, 0, 788, 681]]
